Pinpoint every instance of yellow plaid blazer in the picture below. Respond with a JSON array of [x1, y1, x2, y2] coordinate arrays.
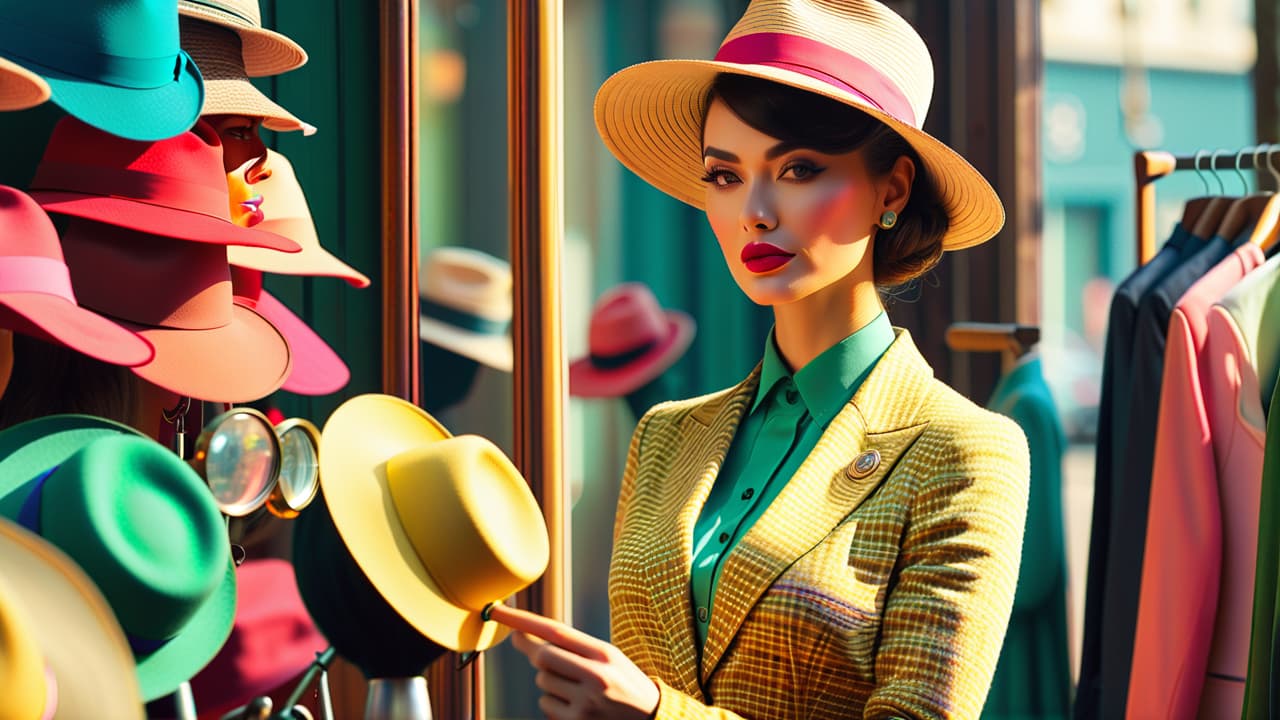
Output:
[[609, 330, 1030, 719]]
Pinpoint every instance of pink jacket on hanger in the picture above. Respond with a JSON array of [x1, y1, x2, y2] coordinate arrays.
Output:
[[1127, 243, 1265, 720]]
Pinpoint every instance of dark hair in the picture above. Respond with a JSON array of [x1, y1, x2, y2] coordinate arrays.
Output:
[[0, 333, 141, 431], [703, 73, 949, 287]]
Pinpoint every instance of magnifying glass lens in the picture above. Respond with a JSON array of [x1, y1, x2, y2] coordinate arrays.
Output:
[[278, 424, 319, 510], [206, 411, 278, 516]]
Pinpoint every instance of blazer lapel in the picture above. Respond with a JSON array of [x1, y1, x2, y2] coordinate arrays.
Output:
[[699, 329, 935, 684], [644, 368, 759, 696]]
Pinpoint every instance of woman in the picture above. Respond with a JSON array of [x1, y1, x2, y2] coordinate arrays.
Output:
[[491, 1, 1030, 718]]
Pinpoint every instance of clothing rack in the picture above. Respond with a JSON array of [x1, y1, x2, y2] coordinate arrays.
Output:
[[1134, 146, 1277, 265], [945, 322, 1040, 373]]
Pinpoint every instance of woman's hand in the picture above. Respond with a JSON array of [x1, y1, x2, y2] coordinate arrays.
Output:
[[487, 603, 660, 720]]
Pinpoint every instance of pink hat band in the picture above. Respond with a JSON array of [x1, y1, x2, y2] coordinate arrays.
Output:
[[0, 256, 74, 302], [31, 161, 231, 223], [713, 32, 917, 128]]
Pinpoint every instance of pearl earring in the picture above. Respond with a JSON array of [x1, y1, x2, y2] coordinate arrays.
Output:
[[878, 210, 898, 230]]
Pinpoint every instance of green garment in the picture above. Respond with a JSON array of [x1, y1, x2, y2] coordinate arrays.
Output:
[[1244, 365, 1280, 718], [982, 354, 1071, 720], [689, 312, 894, 648]]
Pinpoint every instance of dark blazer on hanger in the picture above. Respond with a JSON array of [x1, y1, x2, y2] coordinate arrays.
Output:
[[1095, 231, 1234, 719], [1076, 224, 1196, 719]]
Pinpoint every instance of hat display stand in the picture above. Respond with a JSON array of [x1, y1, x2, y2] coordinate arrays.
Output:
[[292, 495, 446, 720], [365, 678, 434, 720]]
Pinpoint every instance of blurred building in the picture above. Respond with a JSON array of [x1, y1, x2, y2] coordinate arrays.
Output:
[[1041, 0, 1255, 440]]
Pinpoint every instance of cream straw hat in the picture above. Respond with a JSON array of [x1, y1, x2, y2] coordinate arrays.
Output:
[[0, 55, 48, 111], [419, 247, 513, 372], [229, 150, 366, 283], [182, 19, 315, 135], [178, 0, 307, 77], [594, 0, 1004, 251]]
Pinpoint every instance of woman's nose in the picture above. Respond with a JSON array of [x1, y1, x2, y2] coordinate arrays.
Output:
[[740, 185, 778, 232]]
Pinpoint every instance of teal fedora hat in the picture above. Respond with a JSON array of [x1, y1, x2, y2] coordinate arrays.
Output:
[[0, 415, 237, 701], [0, 0, 204, 140]]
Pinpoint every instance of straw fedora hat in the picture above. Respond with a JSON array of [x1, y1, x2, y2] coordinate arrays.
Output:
[[594, 0, 1004, 251], [0, 0, 204, 141], [318, 394, 549, 652], [0, 186, 154, 367], [569, 283, 695, 398], [231, 266, 349, 396], [29, 117, 301, 253], [0, 415, 237, 702], [183, 19, 315, 135], [179, 0, 307, 77], [0, 55, 48, 111], [0, 518, 144, 719], [229, 150, 368, 285], [419, 247, 512, 372], [61, 219, 293, 404], [189, 558, 327, 716]]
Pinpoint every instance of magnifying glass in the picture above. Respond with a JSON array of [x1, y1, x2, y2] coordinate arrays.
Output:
[[267, 418, 321, 519], [191, 407, 283, 518]]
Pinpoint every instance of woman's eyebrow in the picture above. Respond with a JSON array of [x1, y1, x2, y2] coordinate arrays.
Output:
[[702, 146, 738, 162]]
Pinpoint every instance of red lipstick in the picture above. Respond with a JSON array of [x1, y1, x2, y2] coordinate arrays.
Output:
[[740, 242, 794, 274]]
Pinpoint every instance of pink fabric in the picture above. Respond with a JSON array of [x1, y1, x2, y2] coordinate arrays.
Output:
[[1196, 304, 1268, 716], [1127, 243, 1265, 719], [713, 33, 917, 126], [0, 256, 74, 301]]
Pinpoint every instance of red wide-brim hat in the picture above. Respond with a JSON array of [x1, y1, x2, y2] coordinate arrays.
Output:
[[28, 117, 300, 254], [569, 311, 694, 397]]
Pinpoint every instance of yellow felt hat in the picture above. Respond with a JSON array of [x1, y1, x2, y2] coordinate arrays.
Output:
[[318, 394, 549, 652], [0, 518, 143, 720]]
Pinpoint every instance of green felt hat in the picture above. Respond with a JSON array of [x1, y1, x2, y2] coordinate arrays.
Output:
[[0, 0, 204, 140], [0, 414, 236, 701]]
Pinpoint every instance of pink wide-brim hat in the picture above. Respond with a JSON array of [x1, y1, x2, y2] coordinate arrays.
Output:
[[0, 186, 153, 367], [232, 267, 350, 396], [189, 558, 327, 717], [593, 0, 1005, 251], [569, 283, 695, 398]]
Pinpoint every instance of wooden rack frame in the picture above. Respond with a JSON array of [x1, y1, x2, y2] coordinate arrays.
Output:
[[1134, 147, 1276, 265]]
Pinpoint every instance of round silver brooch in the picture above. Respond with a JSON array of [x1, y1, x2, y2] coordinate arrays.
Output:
[[848, 450, 881, 479]]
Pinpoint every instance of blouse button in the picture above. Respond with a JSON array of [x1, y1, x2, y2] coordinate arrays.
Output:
[[697, 607, 708, 622], [718, 532, 730, 543], [741, 488, 755, 500], [784, 387, 799, 404]]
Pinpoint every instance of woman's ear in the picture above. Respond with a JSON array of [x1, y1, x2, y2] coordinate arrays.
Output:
[[881, 155, 916, 214]]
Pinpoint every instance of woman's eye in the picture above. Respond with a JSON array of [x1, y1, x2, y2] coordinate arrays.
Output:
[[700, 169, 740, 187], [782, 162, 824, 181]]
